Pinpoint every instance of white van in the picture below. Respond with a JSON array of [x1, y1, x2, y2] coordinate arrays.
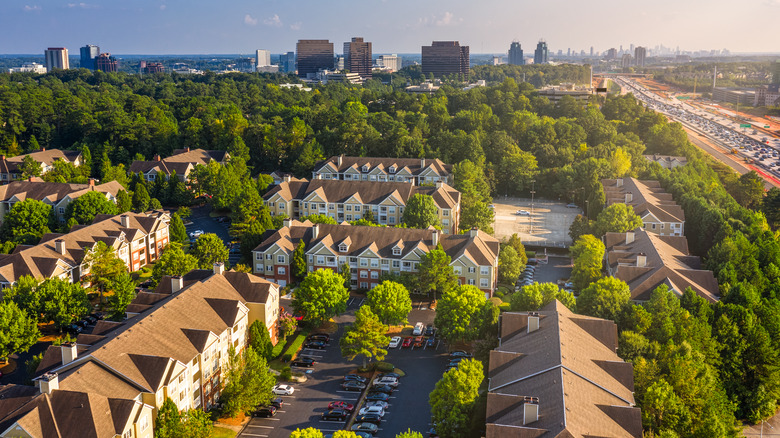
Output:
[[412, 322, 424, 336]]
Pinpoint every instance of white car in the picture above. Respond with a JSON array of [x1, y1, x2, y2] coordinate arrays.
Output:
[[388, 336, 402, 348], [373, 377, 399, 388], [272, 384, 294, 395], [188, 229, 204, 238], [412, 322, 424, 336], [516, 210, 530, 216], [363, 400, 389, 410], [358, 405, 385, 417]]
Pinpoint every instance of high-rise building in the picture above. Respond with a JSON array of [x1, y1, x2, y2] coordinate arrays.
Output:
[[140, 61, 164, 74], [94, 53, 118, 72], [771, 60, 780, 86], [79, 44, 99, 70], [590, 46, 594, 56], [344, 37, 372, 79], [533, 40, 548, 64], [508, 41, 524, 65], [256, 50, 271, 68], [421, 41, 469, 77], [296, 40, 334, 77], [621, 54, 632, 69], [635, 46, 647, 67], [280, 51, 296, 73], [606, 48, 617, 60], [44, 47, 69, 71], [378, 54, 401, 72]]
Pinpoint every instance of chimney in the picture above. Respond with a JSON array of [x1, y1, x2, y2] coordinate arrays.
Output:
[[185, 147, 190, 152], [38, 373, 59, 395], [283, 218, 292, 228], [120, 215, 131, 228], [61, 342, 77, 365], [283, 175, 291, 183], [41, 147, 45, 151], [527, 312, 540, 333], [625, 231, 635, 244], [171, 276, 184, 293], [88, 178, 95, 187], [154, 154, 161, 161], [625, 192, 633, 203], [636, 253, 647, 267], [28, 177, 34, 182], [522, 397, 540, 425], [312, 224, 320, 239], [337, 155, 343, 166], [616, 178, 623, 187], [213, 262, 225, 276], [1, 155, 5, 161], [432, 230, 439, 247], [54, 239, 66, 255], [469, 227, 478, 238], [421, 158, 426, 168], [435, 181, 443, 189]]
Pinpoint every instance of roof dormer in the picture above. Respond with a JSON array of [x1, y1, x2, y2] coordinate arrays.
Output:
[[338, 236, 352, 253], [362, 163, 370, 172], [392, 240, 404, 256]]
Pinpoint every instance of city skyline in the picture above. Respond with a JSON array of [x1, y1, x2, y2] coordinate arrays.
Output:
[[2, 0, 778, 55]]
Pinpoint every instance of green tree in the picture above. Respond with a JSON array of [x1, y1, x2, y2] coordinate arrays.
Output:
[[106, 272, 136, 320], [568, 214, 592, 242], [299, 214, 338, 225], [459, 197, 495, 233], [505, 233, 528, 266], [591, 203, 643, 237], [366, 281, 413, 325], [434, 285, 488, 342], [729, 170, 765, 209], [191, 233, 228, 269], [339, 305, 390, 368], [291, 241, 307, 281], [292, 269, 350, 325], [169, 213, 188, 244], [510, 282, 575, 311], [149, 198, 163, 209], [395, 430, 424, 438], [19, 155, 41, 179], [0, 301, 40, 361], [132, 183, 150, 212], [249, 320, 273, 360], [570, 234, 605, 290], [762, 187, 780, 227], [220, 346, 276, 417], [429, 358, 484, 438], [152, 242, 198, 285], [82, 241, 128, 299], [290, 429, 325, 438], [498, 246, 522, 284], [577, 277, 631, 321], [115, 189, 132, 213], [0, 199, 52, 245], [65, 191, 118, 225], [418, 249, 458, 300], [181, 409, 213, 438], [402, 194, 439, 229], [154, 398, 183, 438], [36, 278, 91, 330]]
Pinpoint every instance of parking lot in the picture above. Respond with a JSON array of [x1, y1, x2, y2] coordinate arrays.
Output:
[[238, 301, 446, 437], [492, 197, 580, 247], [184, 206, 241, 266]]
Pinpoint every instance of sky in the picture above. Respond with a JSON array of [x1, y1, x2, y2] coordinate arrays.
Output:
[[2, 0, 779, 55]]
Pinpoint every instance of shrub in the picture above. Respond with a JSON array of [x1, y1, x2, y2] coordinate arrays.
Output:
[[499, 302, 511, 311], [279, 367, 292, 381], [493, 291, 504, 298], [375, 362, 395, 372]]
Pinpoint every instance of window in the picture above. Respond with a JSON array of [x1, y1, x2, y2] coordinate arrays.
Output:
[[277, 255, 285, 263], [339, 244, 347, 252], [389, 217, 395, 224], [468, 267, 476, 273], [443, 210, 449, 216], [329, 204, 335, 210], [468, 279, 476, 285], [392, 260, 400, 268], [266, 254, 272, 260], [442, 219, 449, 226], [389, 166, 396, 173], [266, 265, 272, 272], [123, 429, 132, 438], [256, 253, 262, 260], [268, 202, 275, 207], [370, 271, 379, 279], [370, 259, 378, 268], [360, 282, 368, 289], [480, 267, 490, 275], [317, 256, 325, 265], [388, 206, 395, 214], [480, 278, 489, 288], [58, 207, 65, 214], [354, 205, 361, 212], [279, 203, 285, 209], [360, 271, 368, 278], [360, 258, 368, 267], [651, 223, 657, 230], [140, 415, 149, 432], [346, 214, 352, 221], [346, 205, 352, 211], [362, 165, 369, 172], [303, 202, 308, 209], [278, 267, 286, 275], [453, 266, 462, 275], [350, 257, 358, 264]]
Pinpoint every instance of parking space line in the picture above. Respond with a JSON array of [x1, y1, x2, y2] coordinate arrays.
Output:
[[240, 433, 268, 437], [248, 425, 274, 429]]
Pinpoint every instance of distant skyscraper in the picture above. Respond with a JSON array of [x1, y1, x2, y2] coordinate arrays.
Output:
[[533, 40, 548, 64], [634, 46, 647, 67], [280, 51, 296, 73], [140, 61, 164, 74], [422, 41, 469, 77], [44, 47, 69, 71], [771, 60, 780, 86], [567, 48, 571, 57], [378, 54, 401, 72], [508, 42, 524, 65], [236, 57, 255, 73], [606, 48, 617, 60], [79, 44, 99, 70], [621, 54, 632, 68], [256, 50, 271, 68], [94, 53, 118, 72], [344, 37, 372, 79], [296, 40, 334, 77], [590, 46, 594, 56]]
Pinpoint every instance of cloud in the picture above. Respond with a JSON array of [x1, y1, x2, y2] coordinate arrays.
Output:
[[765, 0, 780, 6], [159, 4, 166, 10], [67, 2, 98, 8], [418, 12, 462, 27], [244, 14, 258, 26], [23, 5, 41, 11], [263, 14, 282, 27], [290, 22, 302, 30]]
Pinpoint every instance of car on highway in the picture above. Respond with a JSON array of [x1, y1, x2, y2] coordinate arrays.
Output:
[[342, 380, 367, 391], [253, 406, 277, 418], [389, 336, 402, 348], [351, 422, 379, 435], [402, 337, 413, 348], [272, 384, 294, 395], [328, 401, 355, 412], [355, 413, 383, 425], [321, 409, 349, 421]]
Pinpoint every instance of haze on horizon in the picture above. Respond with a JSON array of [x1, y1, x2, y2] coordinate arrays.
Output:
[[2, 0, 778, 55]]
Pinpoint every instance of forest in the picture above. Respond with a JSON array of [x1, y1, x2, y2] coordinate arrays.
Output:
[[1, 66, 779, 436]]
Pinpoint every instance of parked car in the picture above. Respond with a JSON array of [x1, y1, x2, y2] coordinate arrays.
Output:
[[328, 401, 355, 412], [84, 315, 98, 325], [516, 210, 530, 215], [307, 333, 330, 342], [412, 322, 425, 336], [66, 324, 82, 335], [424, 324, 436, 337], [351, 423, 379, 435], [371, 384, 394, 394], [75, 320, 89, 328], [566, 203, 578, 208], [413, 336, 425, 347], [272, 384, 294, 395], [291, 357, 315, 367], [270, 397, 284, 409], [363, 400, 389, 410], [402, 337, 413, 348], [389, 336, 402, 348], [450, 351, 472, 358], [253, 406, 277, 418], [359, 405, 386, 417], [303, 340, 327, 349], [355, 413, 382, 425], [373, 377, 399, 387], [343, 374, 368, 383], [365, 392, 391, 402], [378, 372, 401, 380], [321, 409, 349, 421], [426, 337, 437, 348], [342, 381, 367, 391]]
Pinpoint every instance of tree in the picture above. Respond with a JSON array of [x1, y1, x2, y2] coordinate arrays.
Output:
[[132, 183, 150, 212], [169, 213, 188, 244], [106, 272, 136, 320], [578, 277, 631, 320], [403, 194, 439, 229], [292, 241, 307, 281], [191, 233, 228, 269], [366, 281, 413, 325], [82, 241, 127, 299], [152, 242, 198, 285], [459, 197, 494, 233], [395, 431, 424, 438], [418, 249, 458, 300], [570, 234, 605, 290], [429, 358, 484, 438], [278, 311, 298, 342], [434, 285, 488, 342], [249, 320, 273, 360], [149, 198, 163, 209], [65, 191, 118, 225], [762, 187, 780, 227], [340, 306, 390, 368], [0, 199, 52, 245], [220, 346, 276, 417], [292, 269, 350, 325], [568, 214, 592, 242], [498, 246, 522, 284], [299, 214, 338, 225], [591, 203, 643, 237], [154, 398, 183, 438], [0, 301, 40, 361], [290, 429, 324, 438], [180, 409, 213, 438], [115, 190, 132, 213], [505, 233, 528, 266], [19, 155, 41, 179], [730, 170, 765, 209], [510, 282, 575, 311], [36, 278, 91, 329]]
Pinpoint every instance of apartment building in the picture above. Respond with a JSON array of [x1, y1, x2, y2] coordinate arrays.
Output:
[[264, 178, 461, 234], [486, 302, 642, 438], [0, 149, 83, 184], [0, 179, 124, 223], [643, 154, 688, 169], [129, 147, 230, 182], [602, 177, 685, 236], [252, 221, 500, 296], [0, 266, 280, 438], [604, 228, 719, 302], [0, 212, 170, 289], [312, 155, 453, 186]]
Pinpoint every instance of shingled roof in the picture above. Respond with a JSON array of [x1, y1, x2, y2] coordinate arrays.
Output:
[[486, 302, 642, 438], [129, 147, 228, 176], [0, 180, 124, 206], [313, 155, 451, 177], [602, 177, 685, 223]]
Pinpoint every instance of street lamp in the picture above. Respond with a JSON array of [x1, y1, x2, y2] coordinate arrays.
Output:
[[762, 419, 774, 438], [585, 200, 589, 219], [530, 180, 536, 235]]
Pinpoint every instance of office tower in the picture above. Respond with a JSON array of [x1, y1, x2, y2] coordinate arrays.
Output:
[[630, 43, 635, 53], [94, 53, 118, 72], [621, 54, 632, 68], [606, 48, 617, 59], [772, 60, 780, 85], [344, 37, 372, 79], [280, 51, 296, 73], [634, 46, 647, 67], [256, 49, 271, 68], [533, 40, 548, 64], [336, 56, 345, 71], [422, 41, 469, 77], [79, 44, 99, 70], [296, 40, 334, 77], [508, 42, 524, 65], [567, 48, 571, 57], [378, 54, 401, 72], [140, 61, 164, 74], [44, 47, 69, 71], [590, 46, 594, 56]]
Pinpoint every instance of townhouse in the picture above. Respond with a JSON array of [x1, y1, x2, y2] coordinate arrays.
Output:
[[0, 265, 280, 438], [252, 220, 500, 296], [0, 149, 82, 184], [486, 302, 642, 438], [0, 212, 169, 289], [602, 177, 685, 236], [643, 154, 688, 169], [264, 178, 461, 234], [312, 155, 453, 186], [129, 147, 230, 182], [604, 228, 719, 302], [0, 178, 124, 223]]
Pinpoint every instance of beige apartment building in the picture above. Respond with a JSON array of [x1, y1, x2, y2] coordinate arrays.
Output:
[[0, 179, 124, 223], [602, 177, 685, 237], [0, 149, 83, 184], [129, 147, 229, 182], [312, 155, 453, 186]]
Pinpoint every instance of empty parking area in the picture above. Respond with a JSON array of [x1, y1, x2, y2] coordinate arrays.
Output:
[[492, 197, 581, 247]]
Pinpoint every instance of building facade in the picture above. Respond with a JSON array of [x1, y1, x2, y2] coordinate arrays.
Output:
[[94, 53, 118, 72], [280, 51, 296, 73], [256, 49, 271, 68], [634, 46, 646, 67], [129, 147, 229, 182], [602, 177, 685, 237], [422, 41, 469, 77], [312, 155, 452, 186], [296, 40, 334, 77], [0, 149, 82, 184], [7, 63, 47, 74], [377, 54, 401, 72], [533, 40, 548, 64], [344, 37, 372, 79], [508, 41, 524, 65], [44, 47, 69, 71], [79, 44, 99, 70], [0, 179, 124, 223]]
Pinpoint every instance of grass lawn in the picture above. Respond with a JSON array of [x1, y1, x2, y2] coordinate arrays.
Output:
[[209, 426, 236, 438]]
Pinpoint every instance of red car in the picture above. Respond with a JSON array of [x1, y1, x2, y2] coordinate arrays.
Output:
[[413, 336, 424, 347], [328, 401, 355, 412], [401, 337, 413, 348]]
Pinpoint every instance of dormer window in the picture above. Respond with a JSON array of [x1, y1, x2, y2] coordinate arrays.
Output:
[[389, 166, 396, 173], [362, 165, 369, 172], [393, 247, 401, 256], [339, 244, 348, 252]]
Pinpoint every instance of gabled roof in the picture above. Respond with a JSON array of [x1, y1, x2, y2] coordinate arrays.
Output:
[[313, 155, 452, 177], [2, 149, 81, 171], [602, 178, 685, 223], [129, 148, 228, 176], [0, 180, 123, 206]]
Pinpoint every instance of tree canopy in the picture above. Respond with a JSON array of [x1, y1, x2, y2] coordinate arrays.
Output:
[[365, 281, 413, 325], [292, 269, 350, 325], [402, 194, 439, 229], [339, 305, 389, 368], [65, 191, 118, 225], [0, 199, 52, 245]]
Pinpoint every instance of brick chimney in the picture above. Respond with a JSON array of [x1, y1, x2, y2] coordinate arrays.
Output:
[[54, 239, 66, 255], [522, 397, 539, 425], [171, 276, 184, 293], [154, 154, 161, 161], [636, 253, 647, 267], [61, 342, 77, 365]]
